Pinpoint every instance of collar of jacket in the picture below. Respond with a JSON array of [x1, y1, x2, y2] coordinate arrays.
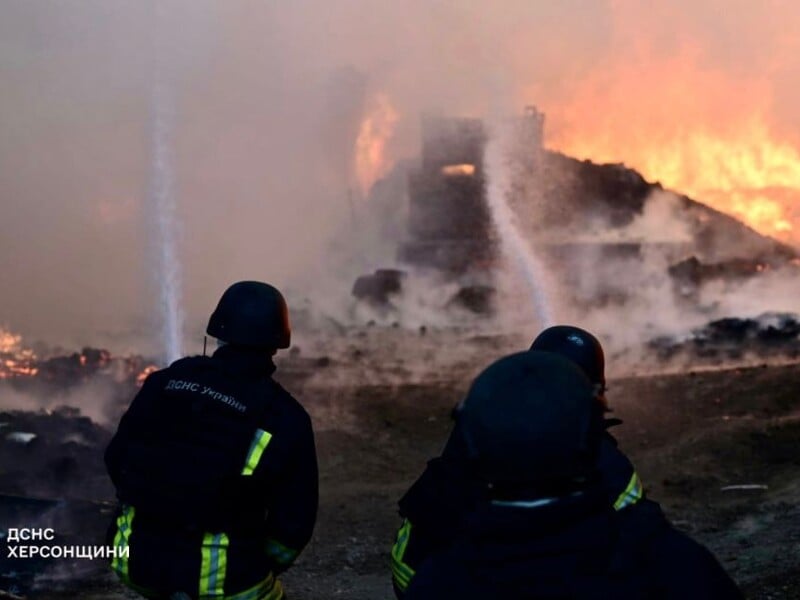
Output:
[[211, 344, 277, 378], [467, 482, 610, 540]]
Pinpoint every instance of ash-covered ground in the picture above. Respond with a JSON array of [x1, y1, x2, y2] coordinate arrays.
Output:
[[1, 326, 799, 599]]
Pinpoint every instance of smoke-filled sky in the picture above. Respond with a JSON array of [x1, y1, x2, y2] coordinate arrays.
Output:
[[1, 0, 799, 350]]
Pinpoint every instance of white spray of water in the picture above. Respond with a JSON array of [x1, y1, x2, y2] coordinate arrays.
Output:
[[484, 119, 554, 329], [149, 5, 183, 364]]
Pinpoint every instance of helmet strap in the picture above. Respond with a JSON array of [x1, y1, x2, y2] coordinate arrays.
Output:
[[203, 335, 207, 357]]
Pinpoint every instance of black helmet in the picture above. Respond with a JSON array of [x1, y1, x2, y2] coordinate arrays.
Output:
[[530, 325, 605, 390], [206, 281, 291, 349], [454, 351, 602, 488]]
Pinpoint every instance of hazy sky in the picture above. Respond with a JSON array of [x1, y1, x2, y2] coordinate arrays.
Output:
[[1, 0, 798, 350]]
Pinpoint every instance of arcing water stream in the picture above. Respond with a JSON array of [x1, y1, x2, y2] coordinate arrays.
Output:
[[484, 119, 554, 329]]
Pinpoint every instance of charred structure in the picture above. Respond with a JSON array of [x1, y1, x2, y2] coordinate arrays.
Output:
[[398, 114, 492, 274]]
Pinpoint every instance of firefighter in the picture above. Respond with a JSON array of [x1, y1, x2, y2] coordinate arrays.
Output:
[[529, 326, 643, 510], [105, 281, 318, 600], [392, 325, 644, 597], [403, 351, 742, 599]]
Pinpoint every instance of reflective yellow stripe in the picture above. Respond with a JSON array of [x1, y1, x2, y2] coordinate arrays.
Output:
[[241, 429, 273, 476], [199, 532, 229, 597], [111, 505, 135, 581], [227, 573, 284, 600], [391, 519, 416, 591], [613, 471, 644, 511], [265, 538, 298, 567]]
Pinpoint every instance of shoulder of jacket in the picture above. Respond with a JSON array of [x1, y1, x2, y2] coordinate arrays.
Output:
[[139, 356, 213, 390], [262, 377, 311, 423], [168, 355, 212, 370]]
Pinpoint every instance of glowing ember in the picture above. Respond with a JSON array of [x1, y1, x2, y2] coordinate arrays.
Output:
[[0, 328, 37, 380], [136, 365, 159, 387], [441, 164, 476, 176], [0, 330, 24, 355], [0, 327, 156, 385], [354, 93, 399, 196]]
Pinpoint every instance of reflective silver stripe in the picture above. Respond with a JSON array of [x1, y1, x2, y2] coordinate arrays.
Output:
[[491, 497, 556, 509], [199, 532, 229, 597]]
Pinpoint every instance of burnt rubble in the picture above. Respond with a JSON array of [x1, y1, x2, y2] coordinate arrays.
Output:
[[650, 313, 800, 360], [351, 269, 405, 306], [0, 347, 144, 596], [351, 108, 797, 316], [667, 255, 799, 298], [0, 346, 157, 391]]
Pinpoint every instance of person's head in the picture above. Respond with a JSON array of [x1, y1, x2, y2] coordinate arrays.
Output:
[[529, 325, 607, 409], [206, 281, 291, 354], [453, 351, 603, 496]]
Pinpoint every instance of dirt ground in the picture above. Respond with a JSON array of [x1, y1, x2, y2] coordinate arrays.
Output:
[[1, 338, 799, 599]]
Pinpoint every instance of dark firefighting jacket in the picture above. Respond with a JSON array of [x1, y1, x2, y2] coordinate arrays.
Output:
[[391, 430, 643, 596], [104, 345, 318, 599], [403, 495, 742, 599]]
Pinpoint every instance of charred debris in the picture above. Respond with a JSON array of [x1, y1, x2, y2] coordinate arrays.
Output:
[[351, 106, 798, 333]]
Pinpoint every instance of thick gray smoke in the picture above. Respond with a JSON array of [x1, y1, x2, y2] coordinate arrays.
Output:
[[1, 0, 798, 359]]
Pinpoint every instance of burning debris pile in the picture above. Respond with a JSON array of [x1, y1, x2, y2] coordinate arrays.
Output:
[[351, 106, 797, 324], [351, 108, 545, 314], [0, 330, 38, 379], [0, 328, 159, 489], [0, 328, 158, 390]]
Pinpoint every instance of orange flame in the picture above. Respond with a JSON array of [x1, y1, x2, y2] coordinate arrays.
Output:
[[354, 93, 399, 196], [0, 327, 38, 380], [541, 44, 800, 242], [0, 330, 24, 355], [136, 365, 159, 387]]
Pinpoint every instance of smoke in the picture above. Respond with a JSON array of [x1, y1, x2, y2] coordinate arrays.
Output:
[[526, 185, 799, 375], [0, 378, 121, 426], [1, 0, 799, 355], [484, 118, 555, 329]]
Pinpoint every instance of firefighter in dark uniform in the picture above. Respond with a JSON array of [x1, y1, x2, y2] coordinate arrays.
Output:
[[392, 326, 643, 596], [403, 351, 742, 599], [105, 281, 318, 600]]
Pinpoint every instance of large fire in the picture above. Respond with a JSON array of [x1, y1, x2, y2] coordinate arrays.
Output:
[[553, 117, 800, 240], [537, 31, 800, 243], [354, 92, 399, 197]]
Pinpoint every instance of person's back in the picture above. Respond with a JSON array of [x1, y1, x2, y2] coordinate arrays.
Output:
[[105, 281, 318, 599], [392, 326, 645, 596], [406, 496, 742, 599], [402, 351, 741, 600], [406, 489, 639, 599]]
